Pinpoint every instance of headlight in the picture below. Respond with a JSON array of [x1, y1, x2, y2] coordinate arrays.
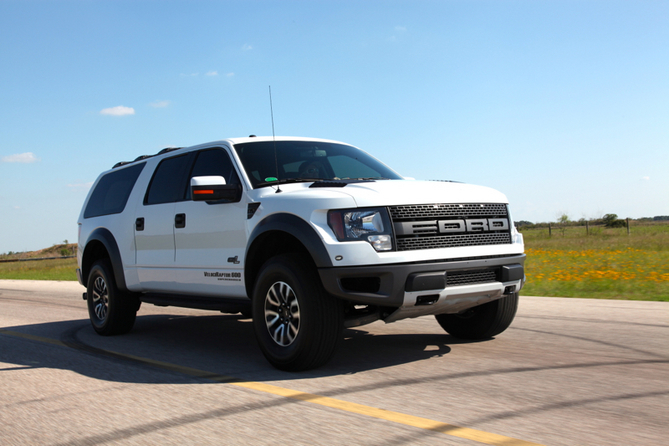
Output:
[[327, 208, 393, 252]]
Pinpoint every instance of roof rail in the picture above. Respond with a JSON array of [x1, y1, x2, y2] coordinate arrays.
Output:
[[111, 147, 183, 169], [157, 147, 181, 155]]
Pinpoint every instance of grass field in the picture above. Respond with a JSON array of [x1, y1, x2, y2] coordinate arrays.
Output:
[[520, 223, 669, 301], [1, 225, 668, 301], [0, 257, 78, 281]]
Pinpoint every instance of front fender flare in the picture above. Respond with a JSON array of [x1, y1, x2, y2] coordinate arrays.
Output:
[[247, 213, 333, 268]]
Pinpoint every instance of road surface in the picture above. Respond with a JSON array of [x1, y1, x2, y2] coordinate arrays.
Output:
[[1, 280, 667, 445]]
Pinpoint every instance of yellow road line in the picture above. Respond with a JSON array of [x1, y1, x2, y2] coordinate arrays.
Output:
[[0, 328, 544, 446]]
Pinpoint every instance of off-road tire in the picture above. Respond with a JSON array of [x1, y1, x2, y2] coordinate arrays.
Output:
[[252, 253, 343, 371], [87, 259, 139, 336]]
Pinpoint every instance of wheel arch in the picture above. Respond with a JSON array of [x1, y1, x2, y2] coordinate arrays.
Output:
[[245, 213, 332, 298], [81, 228, 128, 292]]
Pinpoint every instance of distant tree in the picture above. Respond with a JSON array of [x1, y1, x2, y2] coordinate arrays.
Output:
[[654, 216, 669, 221], [556, 213, 570, 236], [602, 214, 618, 226], [603, 213, 627, 228]]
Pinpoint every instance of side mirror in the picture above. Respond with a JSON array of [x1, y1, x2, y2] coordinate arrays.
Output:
[[190, 176, 241, 202]]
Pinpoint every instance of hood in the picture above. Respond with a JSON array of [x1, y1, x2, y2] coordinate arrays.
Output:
[[252, 179, 509, 210], [337, 179, 509, 207]]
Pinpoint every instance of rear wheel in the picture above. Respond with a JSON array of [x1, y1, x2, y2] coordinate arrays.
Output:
[[435, 292, 519, 340], [252, 254, 343, 371], [87, 259, 139, 336]]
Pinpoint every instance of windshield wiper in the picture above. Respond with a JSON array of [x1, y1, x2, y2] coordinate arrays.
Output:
[[256, 178, 325, 188]]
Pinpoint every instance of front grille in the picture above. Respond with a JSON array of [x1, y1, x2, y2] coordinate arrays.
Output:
[[390, 203, 511, 251], [396, 233, 512, 251], [390, 203, 508, 220], [446, 270, 497, 287]]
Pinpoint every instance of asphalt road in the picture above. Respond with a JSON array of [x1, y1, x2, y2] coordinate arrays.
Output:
[[1, 280, 667, 446]]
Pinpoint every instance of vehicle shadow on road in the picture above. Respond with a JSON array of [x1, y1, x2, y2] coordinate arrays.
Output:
[[0, 311, 488, 384]]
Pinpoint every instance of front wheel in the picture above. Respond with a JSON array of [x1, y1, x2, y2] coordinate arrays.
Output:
[[87, 259, 139, 336], [252, 254, 343, 371], [435, 292, 519, 340]]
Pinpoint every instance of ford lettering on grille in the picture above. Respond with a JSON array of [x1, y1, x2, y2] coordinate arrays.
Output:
[[395, 218, 509, 236]]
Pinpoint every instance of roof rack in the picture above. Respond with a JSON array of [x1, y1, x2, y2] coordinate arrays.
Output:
[[112, 147, 183, 169], [157, 147, 181, 155]]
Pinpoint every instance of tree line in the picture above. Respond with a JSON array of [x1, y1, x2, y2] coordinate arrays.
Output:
[[515, 214, 669, 229]]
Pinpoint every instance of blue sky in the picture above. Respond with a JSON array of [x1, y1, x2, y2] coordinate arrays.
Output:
[[1, 0, 667, 253]]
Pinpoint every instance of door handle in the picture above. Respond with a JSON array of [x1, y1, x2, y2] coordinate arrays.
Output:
[[175, 213, 186, 229], [135, 218, 144, 231]]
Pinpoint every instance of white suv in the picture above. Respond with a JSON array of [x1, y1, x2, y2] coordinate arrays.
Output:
[[77, 136, 525, 371]]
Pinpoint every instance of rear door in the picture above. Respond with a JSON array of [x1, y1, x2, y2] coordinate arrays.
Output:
[[134, 153, 192, 291]]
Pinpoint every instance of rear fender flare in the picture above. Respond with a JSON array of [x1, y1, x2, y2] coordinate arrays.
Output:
[[81, 228, 128, 291]]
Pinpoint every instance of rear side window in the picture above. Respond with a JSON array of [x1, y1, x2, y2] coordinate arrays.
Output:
[[84, 163, 145, 218], [144, 154, 192, 205]]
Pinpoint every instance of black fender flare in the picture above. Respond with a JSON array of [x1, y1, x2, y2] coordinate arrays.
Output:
[[244, 213, 333, 297], [82, 227, 128, 291], [247, 213, 333, 268]]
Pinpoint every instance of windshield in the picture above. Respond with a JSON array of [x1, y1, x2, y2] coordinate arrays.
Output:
[[233, 141, 402, 188]]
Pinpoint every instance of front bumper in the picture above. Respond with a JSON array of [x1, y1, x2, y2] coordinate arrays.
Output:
[[318, 254, 525, 318]]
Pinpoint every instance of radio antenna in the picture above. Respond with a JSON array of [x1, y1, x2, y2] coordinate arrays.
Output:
[[269, 85, 282, 193]]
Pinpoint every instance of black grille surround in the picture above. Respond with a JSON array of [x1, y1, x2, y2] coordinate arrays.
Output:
[[389, 203, 512, 252]]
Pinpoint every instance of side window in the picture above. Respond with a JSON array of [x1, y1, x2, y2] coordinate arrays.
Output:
[[144, 154, 192, 205], [186, 148, 240, 199], [84, 163, 145, 218]]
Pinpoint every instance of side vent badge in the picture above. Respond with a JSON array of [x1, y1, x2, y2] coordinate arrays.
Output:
[[247, 202, 261, 219]]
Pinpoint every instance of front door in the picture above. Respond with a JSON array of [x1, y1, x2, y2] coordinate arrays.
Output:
[[173, 147, 248, 297]]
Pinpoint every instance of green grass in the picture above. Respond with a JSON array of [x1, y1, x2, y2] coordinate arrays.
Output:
[[0, 257, 78, 281], [520, 223, 669, 301]]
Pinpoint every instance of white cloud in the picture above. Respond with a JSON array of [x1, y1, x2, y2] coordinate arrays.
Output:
[[642, 176, 650, 180], [205, 71, 218, 76], [1, 152, 40, 163], [181, 72, 199, 77], [242, 43, 253, 51], [388, 25, 407, 42], [150, 100, 170, 108], [226, 72, 235, 77], [100, 106, 135, 116], [67, 182, 94, 192]]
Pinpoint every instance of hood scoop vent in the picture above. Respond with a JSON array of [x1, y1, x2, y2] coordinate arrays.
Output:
[[309, 179, 374, 188]]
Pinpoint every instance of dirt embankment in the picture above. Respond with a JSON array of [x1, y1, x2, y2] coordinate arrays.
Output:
[[0, 243, 77, 261]]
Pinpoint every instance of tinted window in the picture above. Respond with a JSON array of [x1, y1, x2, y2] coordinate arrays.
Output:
[[145, 154, 192, 205], [84, 163, 145, 218], [233, 141, 401, 188]]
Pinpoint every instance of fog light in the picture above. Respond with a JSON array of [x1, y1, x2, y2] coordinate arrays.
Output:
[[368, 235, 392, 251]]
